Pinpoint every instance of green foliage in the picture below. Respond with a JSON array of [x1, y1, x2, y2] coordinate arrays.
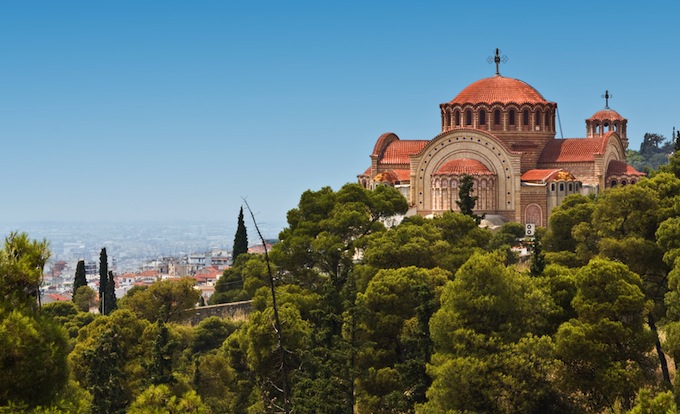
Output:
[[456, 174, 484, 224], [233, 206, 249, 264], [627, 389, 678, 414], [70, 309, 152, 409], [148, 320, 178, 386], [0, 232, 50, 310], [191, 316, 238, 354], [543, 194, 595, 253], [128, 384, 211, 414], [0, 308, 70, 408], [555, 259, 656, 411], [105, 270, 117, 314], [355, 267, 448, 413], [72, 260, 86, 301], [423, 252, 565, 413], [119, 277, 200, 322], [530, 237, 546, 276], [73, 285, 97, 312], [98, 248, 108, 314], [210, 253, 269, 305]]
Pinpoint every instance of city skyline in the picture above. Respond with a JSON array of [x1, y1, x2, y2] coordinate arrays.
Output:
[[1, 1, 678, 228]]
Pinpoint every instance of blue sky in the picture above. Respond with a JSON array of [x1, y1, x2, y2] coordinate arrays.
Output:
[[1, 1, 678, 232]]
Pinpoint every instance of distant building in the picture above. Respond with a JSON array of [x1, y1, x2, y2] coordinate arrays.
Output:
[[359, 51, 644, 227]]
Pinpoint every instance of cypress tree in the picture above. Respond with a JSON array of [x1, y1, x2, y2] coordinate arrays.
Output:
[[98, 248, 108, 315], [72, 259, 87, 301], [232, 206, 248, 264], [530, 238, 546, 276], [456, 174, 485, 224], [105, 270, 117, 314]]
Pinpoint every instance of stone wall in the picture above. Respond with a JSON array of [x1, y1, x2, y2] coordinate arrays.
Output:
[[181, 300, 253, 325]]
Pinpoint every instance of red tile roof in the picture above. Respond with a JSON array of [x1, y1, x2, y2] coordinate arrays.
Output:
[[539, 137, 609, 163], [379, 140, 429, 164], [46, 293, 70, 302], [589, 108, 626, 121], [520, 169, 562, 182], [607, 160, 645, 176], [434, 158, 494, 175], [449, 75, 550, 105]]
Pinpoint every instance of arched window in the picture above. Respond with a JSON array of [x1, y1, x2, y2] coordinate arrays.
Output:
[[550, 183, 555, 191], [610, 180, 617, 187], [559, 183, 564, 191], [494, 110, 501, 125], [535, 111, 541, 128], [621, 180, 627, 186], [546, 111, 551, 130], [455, 110, 460, 126], [523, 110, 530, 126], [568, 183, 572, 191], [479, 110, 486, 125], [466, 110, 472, 126], [509, 110, 516, 126]]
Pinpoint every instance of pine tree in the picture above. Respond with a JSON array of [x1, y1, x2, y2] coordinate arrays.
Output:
[[105, 270, 117, 314], [98, 248, 108, 315], [72, 259, 87, 302], [232, 206, 248, 264]]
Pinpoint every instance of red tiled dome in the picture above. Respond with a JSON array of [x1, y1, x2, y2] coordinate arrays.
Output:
[[435, 158, 494, 175], [589, 108, 626, 121], [449, 75, 548, 105]]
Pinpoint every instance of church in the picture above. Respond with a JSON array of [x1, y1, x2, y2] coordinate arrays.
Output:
[[358, 50, 644, 227]]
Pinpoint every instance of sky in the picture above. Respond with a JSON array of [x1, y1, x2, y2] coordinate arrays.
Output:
[[1, 0, 678, 233]]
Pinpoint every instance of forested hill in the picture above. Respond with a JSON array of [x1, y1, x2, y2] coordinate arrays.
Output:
[[5, 150, 680, 412]]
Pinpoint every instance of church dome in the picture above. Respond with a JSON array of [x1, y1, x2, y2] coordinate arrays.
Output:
[[588, 108, 626, 121], [449, 75, 548, 105]]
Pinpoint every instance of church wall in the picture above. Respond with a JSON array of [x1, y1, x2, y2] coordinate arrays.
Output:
[[520, 186, 548, 227]]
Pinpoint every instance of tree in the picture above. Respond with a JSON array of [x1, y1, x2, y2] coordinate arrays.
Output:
[[531, 237, 546, 276], [98, 248, 108, 315], [233, 206, 249, 264], [422, 252, 564, 413], [554, 259, 656, 411], [70, 309, 151, 412], [118, 277, 200, 322], [73, 285, 97, 312], [0, 309, 70, 408], [147, 320, 177, 386], [128, 384, 211, 414], [0, 232, 70, 408], [72, 260, 87, 302], [191, 316, 238, 354], [104, 270, 117, 314], [456, 174, 484, 224], [0, 232, 50, 310], [355, 267, 449, 413]]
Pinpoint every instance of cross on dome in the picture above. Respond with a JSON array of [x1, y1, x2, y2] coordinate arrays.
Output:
[[487, 48, 508, 76], [602, 90, 613, 109]]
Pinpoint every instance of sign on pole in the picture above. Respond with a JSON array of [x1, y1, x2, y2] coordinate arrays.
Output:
[[525, 223, 535, 237]]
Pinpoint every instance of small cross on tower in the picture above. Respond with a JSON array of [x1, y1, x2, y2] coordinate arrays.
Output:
[[487, 48, 508, 76], [601, 90, 613, 109]]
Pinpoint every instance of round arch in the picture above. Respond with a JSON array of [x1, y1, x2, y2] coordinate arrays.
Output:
[[412, 129, 521, 214]]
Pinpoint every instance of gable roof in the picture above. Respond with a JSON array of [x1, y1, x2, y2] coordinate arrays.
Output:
[[379, 140, 429, 164], [539, 137, 609, 163]]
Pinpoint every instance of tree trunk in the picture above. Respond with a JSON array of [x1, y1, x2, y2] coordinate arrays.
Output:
[[648, 313, 671, 385]]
